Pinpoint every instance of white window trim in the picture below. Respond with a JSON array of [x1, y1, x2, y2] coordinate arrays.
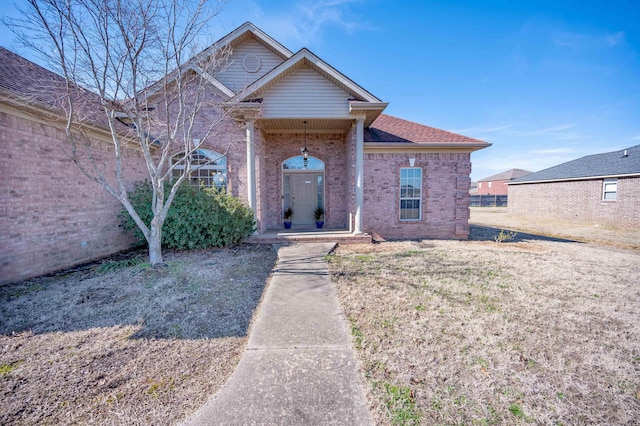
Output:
[[602, 178, 617, 201], [171, 149, 227, 190], [399, 167, 422, 221]]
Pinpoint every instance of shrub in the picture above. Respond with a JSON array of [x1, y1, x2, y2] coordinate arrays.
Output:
[[120, 181, 255, 249]]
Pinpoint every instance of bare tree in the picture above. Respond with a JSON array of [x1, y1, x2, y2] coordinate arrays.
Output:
[[7, 0, 234, 265]]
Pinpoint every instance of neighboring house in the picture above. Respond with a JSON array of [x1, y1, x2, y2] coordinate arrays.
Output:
[[0, 22, 489, 284], [508, 145, 640, 227], [476, 169, 531, 195]]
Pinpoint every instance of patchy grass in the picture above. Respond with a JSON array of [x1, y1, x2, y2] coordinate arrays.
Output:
[[0, 245, 276, 425], [328, 239, 640, 425]]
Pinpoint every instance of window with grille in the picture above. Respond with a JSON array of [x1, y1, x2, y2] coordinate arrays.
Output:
[[171, 149, 227, 190], [602, 178, 617, 200], [400, 168, 422, 221]]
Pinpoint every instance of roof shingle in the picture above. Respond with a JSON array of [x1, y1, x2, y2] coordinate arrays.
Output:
[[511, 145, 640, 184], [479, 169, 532, 182], [365, 114, 488, 146]]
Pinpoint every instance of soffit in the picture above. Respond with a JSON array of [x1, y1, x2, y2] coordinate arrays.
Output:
[[259, 118, 353, 133]]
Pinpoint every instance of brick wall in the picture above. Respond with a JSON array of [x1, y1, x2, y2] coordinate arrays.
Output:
[[362, 152, 472, 239], [0, 106, 149, 284], [508, 177, 640, 227], [262, 131, 349, 229]]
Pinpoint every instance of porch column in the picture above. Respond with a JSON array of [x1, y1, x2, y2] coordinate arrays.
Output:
[[246, 119, 257, 214], [354, 116, 365, 234]]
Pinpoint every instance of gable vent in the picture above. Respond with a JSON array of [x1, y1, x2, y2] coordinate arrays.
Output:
[[243, 54, 261, 73]]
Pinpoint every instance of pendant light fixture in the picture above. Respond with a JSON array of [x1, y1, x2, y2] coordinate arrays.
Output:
[[302, 120, 309, 169]]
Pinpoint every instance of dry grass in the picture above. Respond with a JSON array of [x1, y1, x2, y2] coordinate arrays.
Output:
[[328, 235, 640, 425], [470, 207, 640, 250], [0, 245, 277, 425]]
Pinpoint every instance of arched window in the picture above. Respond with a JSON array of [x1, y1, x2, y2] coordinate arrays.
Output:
[[172, 149, 227, 190], [282, 155, 325, 170]]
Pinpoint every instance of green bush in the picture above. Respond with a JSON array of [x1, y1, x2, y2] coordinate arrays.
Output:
[[120, 181, 255, 249]]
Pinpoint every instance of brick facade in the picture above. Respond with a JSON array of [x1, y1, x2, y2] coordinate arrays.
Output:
[[362, 152, 472, 239], [0, 106, 149, 284], [508, 177, 640, 227], [261, 131, 349, 230]]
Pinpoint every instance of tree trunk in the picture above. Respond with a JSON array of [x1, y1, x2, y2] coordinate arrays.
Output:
[[148, 223, 163, 265]]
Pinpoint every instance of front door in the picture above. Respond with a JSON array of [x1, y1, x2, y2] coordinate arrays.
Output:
[[291, 173, 316, 226]]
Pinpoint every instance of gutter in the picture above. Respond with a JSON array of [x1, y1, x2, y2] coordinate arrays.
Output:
[[365, 141, 491, 152], [508, 172, 640, 185]]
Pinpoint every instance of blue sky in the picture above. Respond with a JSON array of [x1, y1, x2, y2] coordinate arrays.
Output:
[[2, 0, 639, 181]]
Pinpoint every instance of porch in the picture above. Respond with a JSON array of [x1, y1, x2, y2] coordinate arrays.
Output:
[[244, 228, 372, 245]]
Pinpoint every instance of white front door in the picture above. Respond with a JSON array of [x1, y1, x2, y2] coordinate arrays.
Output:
[[291, 173, 316, 225]]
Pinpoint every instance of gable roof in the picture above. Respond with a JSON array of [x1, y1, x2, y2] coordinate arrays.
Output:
[[225, 47, 388, 126], [510, 145, 640, 184], [198, 22, 293, 63], [479, 169, 532, 182], [365, 114, 490, 149], [231, 48, 384, 104]]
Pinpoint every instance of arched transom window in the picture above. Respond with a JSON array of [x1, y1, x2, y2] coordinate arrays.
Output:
[[282, 155, 325, 170], [172, 149, 227, 190]]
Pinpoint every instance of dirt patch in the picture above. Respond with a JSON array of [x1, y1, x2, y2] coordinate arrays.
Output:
[[0, 245, 277, 425], [328, 240, 640, 425]]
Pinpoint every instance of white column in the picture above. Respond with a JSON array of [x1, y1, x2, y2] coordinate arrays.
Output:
[[354, 117, 365, 234], [246, 119, 256, 213]]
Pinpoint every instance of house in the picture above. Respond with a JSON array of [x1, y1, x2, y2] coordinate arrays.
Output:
[[0, 22, 489, 284], [508, 145, 640, 227], [476, 169, 531, 195]]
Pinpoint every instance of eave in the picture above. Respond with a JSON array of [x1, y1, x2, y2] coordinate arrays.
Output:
[[508, 172, 640, 185], [0, 90, 144, 150], [364, 141, 491, 153]]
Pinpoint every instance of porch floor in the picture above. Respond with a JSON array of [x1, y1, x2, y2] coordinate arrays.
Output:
[[244, 228, 372, 245]]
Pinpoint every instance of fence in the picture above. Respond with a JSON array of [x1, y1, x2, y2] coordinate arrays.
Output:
[[470, 195, 508, 207]]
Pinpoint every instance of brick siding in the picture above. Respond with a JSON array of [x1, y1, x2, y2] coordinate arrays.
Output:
[[508, 177, 640, 227], [261, 131, 349, 229], [362, 152, 472, 239], [0, 107, 149, 284]]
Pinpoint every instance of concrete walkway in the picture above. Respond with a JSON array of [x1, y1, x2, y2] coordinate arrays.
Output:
[[184, 243, 373, 426]]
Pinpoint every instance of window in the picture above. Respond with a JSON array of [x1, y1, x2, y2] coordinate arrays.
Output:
[[488, 181, 492, 188], [400, 168, 422, 220], [282, 156, 325, 170], [603, 178, 617, 200], [171, 149, 227, 190], [478, 182, 482, 189]]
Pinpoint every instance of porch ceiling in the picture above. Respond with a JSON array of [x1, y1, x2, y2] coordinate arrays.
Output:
[[260, 118, 353, 133]]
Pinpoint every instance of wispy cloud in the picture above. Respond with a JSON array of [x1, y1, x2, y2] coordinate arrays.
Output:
[[530, 148, 575, 155], [632, 135, 640, 140], [242, 0, 374, 47], [511, 123, 576, 136], [452, 125, 511, 134], [553, 30, 625, 50]]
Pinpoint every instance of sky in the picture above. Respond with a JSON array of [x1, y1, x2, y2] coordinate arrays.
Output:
[[1, 0, 639, 181]]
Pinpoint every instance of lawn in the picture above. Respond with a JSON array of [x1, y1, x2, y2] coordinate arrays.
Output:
[[0, 245, 277, 425], [328, 234, 640, 425]]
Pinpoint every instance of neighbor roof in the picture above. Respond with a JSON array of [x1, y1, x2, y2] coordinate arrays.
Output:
[[365, 114, 490, 147], [510, 145, 640, 184], [479, 169, 532, 182]]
